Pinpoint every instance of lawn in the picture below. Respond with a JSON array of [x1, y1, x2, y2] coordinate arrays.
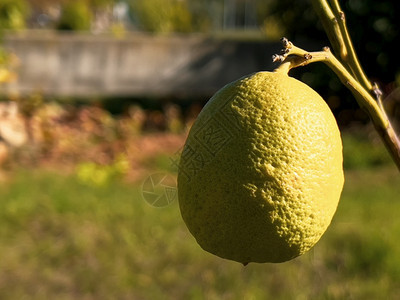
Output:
[[0, 131, 398, 299]]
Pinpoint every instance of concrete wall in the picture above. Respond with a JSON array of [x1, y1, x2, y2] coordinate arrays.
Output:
[[0, 31, 279, 99]]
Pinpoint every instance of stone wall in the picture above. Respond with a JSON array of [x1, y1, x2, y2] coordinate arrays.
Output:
[[0, 31, 279, 99]]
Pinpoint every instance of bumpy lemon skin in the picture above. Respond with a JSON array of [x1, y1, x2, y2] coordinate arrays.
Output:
[[178, 71, 344, 264]]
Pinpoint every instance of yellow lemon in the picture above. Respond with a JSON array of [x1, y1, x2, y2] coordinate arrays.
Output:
[[178, 71, 344, 264]]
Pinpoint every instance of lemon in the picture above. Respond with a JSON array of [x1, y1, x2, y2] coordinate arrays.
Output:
[[178, 71, 344, 264]]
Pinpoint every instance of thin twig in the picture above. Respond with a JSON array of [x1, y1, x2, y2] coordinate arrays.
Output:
[[311, 0, 346, 59], [328, 0, 373, 91]]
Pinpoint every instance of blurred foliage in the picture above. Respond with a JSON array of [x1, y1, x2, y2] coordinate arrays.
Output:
[[90, 0, 115, 8], [131, 0, 193, 33], [57, 0, 93, 31], [0, 156, 398, 298], [129, 0, 281, 34], [76, 153, 129, 187], [28, 0, 115, 10], [342, 127, 392, 170], [15, 91, 44, 118], [260, 15, 285, 41], [0, 47, 18, 83], [110, 22, 126, 38], [0, 0, 30, 30]]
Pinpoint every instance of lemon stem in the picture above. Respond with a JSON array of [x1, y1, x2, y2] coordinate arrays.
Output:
[[273, 39, 400, 171]]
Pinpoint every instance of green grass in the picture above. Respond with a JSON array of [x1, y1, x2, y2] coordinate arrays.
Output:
[[0, 133, 398, 299], [341, 130, 393, 169]]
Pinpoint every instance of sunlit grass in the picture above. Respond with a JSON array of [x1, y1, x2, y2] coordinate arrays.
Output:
[[0, 132, 398, 299]]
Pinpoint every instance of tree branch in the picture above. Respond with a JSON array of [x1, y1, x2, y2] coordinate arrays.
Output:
[[311, 0, 372, 92]]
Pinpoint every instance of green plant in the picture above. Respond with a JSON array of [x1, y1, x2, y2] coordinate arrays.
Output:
[[57, 0, 92, 31], [0, 0, 30, 30], [0, 47, 18, 83], [131, 0, 193, 33], [76, 153, 129, 187], [342, 130, 392, 169]]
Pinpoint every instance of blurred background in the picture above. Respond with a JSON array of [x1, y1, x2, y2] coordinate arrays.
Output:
[[0, 0, 398, 299]]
